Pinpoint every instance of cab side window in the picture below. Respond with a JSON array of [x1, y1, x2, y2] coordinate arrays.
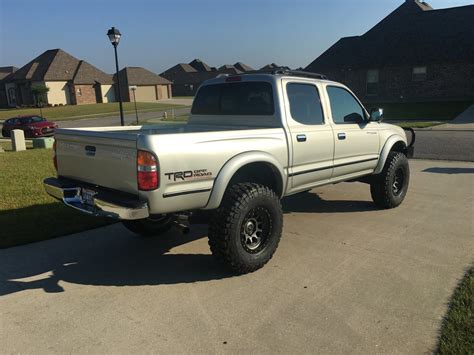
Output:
[[326, 86, 366, 124], [287, 83, 324, 125]]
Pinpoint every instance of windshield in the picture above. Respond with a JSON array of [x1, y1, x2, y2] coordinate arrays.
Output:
[[22, 116, 46, 124], [192, 82, 274, 116]]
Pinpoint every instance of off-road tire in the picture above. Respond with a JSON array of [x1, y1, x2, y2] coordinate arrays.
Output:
[[370, 151, 409, 209], [208, 183, 283, 274], [122, 215, 173, 237]]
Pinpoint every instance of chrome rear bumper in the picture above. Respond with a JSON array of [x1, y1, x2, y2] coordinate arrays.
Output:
[[43, 177, 149, 220]]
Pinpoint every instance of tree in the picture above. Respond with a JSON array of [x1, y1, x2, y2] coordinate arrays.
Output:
[[30, 84, 50, 117]]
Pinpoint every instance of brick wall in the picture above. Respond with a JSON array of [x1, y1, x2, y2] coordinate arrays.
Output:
[[324, 63, 474, 103], [71, 84, 98, 105]]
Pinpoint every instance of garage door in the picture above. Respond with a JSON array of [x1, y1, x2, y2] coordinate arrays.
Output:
[[135, 86, 157, 102], [159, 85, 169, 99]]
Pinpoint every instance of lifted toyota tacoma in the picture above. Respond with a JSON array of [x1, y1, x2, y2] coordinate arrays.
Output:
[[44, 69, 415, 274]]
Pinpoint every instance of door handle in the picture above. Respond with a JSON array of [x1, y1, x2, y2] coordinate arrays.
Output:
[[296, 134, 307, 142], [338, 133, 346, 140]]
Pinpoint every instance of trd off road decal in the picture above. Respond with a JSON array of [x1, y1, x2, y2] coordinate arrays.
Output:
[[165, 169, 212, 181]]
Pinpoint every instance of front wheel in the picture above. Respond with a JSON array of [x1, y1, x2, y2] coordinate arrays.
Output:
[[122, 215, 173, 237], [370, 151, 410, 209], [208, 183, 283, 274]]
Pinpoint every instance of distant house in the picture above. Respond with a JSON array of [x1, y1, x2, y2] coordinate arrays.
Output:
[[0, 66, 17, 107], [6, 49, 114, 107], [234, 62, 254, 72], [305, 0, 474, 103], [161, 59, 254, 96], [218, 65, 242, 75], [260, 63, 281, 71], [116, 67, 172, 102]]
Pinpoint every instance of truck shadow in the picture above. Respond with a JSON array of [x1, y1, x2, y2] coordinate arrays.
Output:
[[282, 191, 376, 213], [0, 191, 375, 296], [0, 224, 232, 297]]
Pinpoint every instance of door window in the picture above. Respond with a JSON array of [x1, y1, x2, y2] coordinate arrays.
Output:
[[286, 83, 324, 125], [326, 86, 366, 124]]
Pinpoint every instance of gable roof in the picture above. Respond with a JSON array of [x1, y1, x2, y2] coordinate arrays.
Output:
[[260, 63, 280, 70], [118, 67, 171, 85], [306, 1, 474, 72], [73, 60, 113, 84], [234, 62, 254, 72], [189, 59, 212, 72]]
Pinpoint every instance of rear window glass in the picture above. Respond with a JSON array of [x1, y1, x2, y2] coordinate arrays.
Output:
[[192, 82, 274, 115]]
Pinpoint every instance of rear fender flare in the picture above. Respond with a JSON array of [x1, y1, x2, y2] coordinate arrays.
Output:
[[204, 151, 286, 210]]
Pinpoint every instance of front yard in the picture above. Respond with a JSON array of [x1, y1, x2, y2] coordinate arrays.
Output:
[[0, 148, 111, 248], [0, 102, 186, 121]]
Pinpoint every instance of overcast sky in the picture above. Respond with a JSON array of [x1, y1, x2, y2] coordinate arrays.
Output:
[[0, 0, 472, 74]]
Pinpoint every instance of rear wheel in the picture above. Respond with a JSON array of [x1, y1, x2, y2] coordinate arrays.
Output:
[[2, 129, 10, 138], [208, 183, 283, 274], [122, 215, 173, 237], [370, 151, 410, 209]]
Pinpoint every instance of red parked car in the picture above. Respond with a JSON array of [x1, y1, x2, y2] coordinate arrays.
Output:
[[1, 115, 58, 138]]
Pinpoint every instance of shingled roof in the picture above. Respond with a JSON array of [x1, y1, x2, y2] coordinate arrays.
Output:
[[73, 60, 113, 84], [10, 49, 113, 84], [306, 0, 474, 72], [11, 49, 79, 81], [0, 66, 17, 82], [118, 67, 171, 85], [234, 62, 254, 72], [189, 59, 212, 72]]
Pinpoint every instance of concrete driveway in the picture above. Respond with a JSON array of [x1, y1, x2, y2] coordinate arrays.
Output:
[[0, 159, 472, 353]]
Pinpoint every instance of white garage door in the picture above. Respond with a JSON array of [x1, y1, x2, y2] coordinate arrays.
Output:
[[135, 86, 156, 102]]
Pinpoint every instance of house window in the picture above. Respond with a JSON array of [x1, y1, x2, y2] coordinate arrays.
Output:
[[77, 88, 82, 96], [366, 69, 379, 96], [412, 66, 427, 81]]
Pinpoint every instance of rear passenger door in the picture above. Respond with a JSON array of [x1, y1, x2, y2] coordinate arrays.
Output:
[[324, 85, 380, 179], [283, 79, 335, 193]]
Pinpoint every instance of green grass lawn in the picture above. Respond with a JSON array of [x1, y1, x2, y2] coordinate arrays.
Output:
[[438, 267, 473, 353], [363, 101, 472, 120], [162, 114, 189, 122], [0, 102, 187, 121], [0, 148, 111, 248]]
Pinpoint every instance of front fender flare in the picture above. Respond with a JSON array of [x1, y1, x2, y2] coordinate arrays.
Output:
[[373, 134, 407, 174], [204, 151, 286, 210]]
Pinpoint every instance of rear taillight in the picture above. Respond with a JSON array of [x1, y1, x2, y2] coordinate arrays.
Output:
[[137, 150, 159, 191], [53, 140, 57, 171]]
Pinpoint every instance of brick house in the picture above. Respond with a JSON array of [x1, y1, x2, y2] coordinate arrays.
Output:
[[161, 59, 254, 96], [0, 66, 17, 107], [4, 49, 114, 107], [116, 67, 172, 102], [305, 0, 474, 104]]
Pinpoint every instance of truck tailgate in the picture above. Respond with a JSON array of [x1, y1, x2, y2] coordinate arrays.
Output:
[[56, 131, 138, 195]]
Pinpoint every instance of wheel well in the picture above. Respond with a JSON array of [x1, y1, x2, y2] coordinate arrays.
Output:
[[227, 162, 284, 197], [391, 140, 407, 155]]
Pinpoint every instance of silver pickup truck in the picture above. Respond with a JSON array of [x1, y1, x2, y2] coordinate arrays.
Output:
[[44, 70, 414, 274]]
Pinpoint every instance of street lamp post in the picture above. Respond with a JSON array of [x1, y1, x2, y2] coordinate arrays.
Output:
[[107, 26, 125, 126], [129, 85, 138, 125]]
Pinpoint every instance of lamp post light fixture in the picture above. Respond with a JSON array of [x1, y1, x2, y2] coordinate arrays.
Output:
[[129, 85, 139, 125], [107, 26, 125, 126]]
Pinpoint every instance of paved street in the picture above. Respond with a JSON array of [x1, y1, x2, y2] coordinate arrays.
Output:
[[1, 159, 472, 353], [413, 130, 473, 161]]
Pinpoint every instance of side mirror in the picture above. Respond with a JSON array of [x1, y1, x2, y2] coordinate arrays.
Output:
[[370, 108, 384, 122]]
